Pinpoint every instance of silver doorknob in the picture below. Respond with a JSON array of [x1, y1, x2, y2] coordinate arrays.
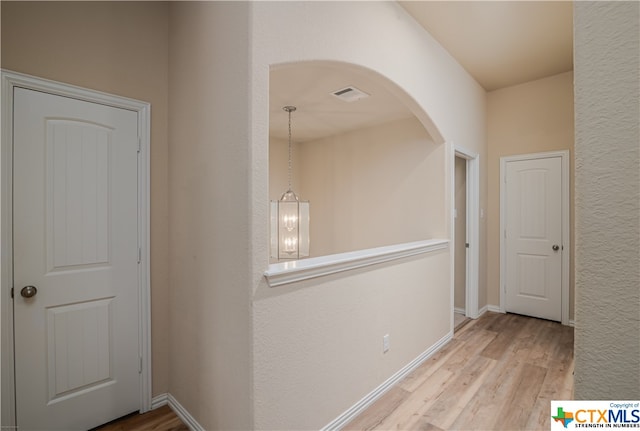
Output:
[[20, 285, 37, 298], [552, 245, 560, 251]]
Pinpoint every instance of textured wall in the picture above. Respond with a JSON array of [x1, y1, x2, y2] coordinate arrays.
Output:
[[574, 1, 640, 399], [269, 137, 302, 204], [300, 117, 444, 257], [251, 2, 487, 429], [168, 2, 253, 429], [254, 251, 450, 429]]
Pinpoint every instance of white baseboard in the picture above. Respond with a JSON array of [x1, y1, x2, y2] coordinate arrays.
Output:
[[486, 304, 503, 313], [151, 393, 168, 410], [475, 304, 503, 318], [320, 331, 453, 431], [453, 307, 465, 315], [569, 320, 575, 327], [168, 394, 204, 431], [150, 392, 203, 431]]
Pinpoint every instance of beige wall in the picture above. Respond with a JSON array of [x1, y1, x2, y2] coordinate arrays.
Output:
[[1, 0, 170, 396], [487, 71, 575, 318], [269, 137, 302, 203], [167, 2, 252, 429], [251, 2, 487, 428], [454, 157, 467, 310], [574, 1, 639, 399], [254, 249, 451, 429], [299, 117, 444, 257], [2, 2, 493, 429]]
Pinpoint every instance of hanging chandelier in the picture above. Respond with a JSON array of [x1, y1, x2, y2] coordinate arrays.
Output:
[[270, 106, 310, 260]]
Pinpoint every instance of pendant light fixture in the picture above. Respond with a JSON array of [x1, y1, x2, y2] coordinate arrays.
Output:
[[270, 106, 310, 260]]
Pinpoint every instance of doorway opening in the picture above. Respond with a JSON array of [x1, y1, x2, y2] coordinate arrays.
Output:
[[452, 146, 480, 328], [454, 156, 467, 327]]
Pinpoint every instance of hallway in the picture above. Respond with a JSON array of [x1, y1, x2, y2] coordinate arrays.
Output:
[[344, 312, 574, 430]]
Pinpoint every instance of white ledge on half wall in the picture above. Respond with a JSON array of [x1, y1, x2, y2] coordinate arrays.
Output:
[[264, 239, 449, 288]]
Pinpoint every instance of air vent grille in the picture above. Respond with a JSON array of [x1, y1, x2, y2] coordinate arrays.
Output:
[[331, 86, 370, 102]]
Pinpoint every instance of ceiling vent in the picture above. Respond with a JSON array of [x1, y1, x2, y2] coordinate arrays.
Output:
[[331, 86, 370, 102]]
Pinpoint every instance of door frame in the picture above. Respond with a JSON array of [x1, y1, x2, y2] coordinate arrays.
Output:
[[451, 144, 480, 321], [499, 150, 570, 325], [1, 70, 152, 426]]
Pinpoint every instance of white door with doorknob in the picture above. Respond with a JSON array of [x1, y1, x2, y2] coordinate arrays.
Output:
[[12, 87, 141, 430], [504, 156, 563, 322]]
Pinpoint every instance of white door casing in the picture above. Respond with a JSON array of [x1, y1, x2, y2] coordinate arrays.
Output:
[[1, 71, 151, 429], [500, 151, 570, 324], [454, 156, 467, 316], [452, 145, 480, 322]]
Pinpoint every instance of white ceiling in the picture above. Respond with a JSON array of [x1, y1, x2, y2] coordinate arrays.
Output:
[[270, 62, 412, 142], [270, 1, 574, 142]]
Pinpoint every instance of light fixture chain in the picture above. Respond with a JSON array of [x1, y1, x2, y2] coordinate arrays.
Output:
[[288, 107, 292, 191]]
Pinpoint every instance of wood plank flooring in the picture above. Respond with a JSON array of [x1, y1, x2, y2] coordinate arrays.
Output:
[[344, 312, 574, 431], [93, 312, 573, 431], [93, 405, 188, 431], [453, 312, 469, 330]]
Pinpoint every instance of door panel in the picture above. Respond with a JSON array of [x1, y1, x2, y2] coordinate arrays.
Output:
[[48, 119, 111, 270], [13, 88, 140, 430], [505, 157, 562, 321]]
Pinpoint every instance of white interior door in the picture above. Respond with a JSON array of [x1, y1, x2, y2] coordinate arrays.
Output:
[[13, 87, 140, 430], [505, 156, 563, 321]]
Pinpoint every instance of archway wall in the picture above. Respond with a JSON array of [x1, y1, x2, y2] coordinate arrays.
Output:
[[298, 116, 445, 257], [251, 2, 487, 429]]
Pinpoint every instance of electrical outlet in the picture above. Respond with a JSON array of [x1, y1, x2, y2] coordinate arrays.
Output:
[[383, 334, 390, 353]]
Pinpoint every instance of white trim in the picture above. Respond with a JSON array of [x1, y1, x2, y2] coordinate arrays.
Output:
[[454, 307, 466, 315], [321, 331, 453, 431], [152, 393, 205, 431], [448, 142, 456, 331], [264, 239, 448, 287], [453, 145, 480, 320], [151, 393, 169, 410], [486, 304, 503, 314], [499, 150, 570, 325], [168, 394, 205, 431], [0, 70, 16, 429], [569, 320, 575, 328], [477, 305, 488, 317], [560, 152, 570, 326], [0, 70, 153, 425]]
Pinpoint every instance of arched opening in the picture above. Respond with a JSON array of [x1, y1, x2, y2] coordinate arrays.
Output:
[[269, 61, 447, 260]]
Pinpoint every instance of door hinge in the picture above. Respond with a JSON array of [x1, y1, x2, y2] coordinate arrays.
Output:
[[465, 243, 470, 248], [139, 356, 143, 374], [10, 287, 14, 299], [138, 247, 142, 264], [137, 137, 142, 153]]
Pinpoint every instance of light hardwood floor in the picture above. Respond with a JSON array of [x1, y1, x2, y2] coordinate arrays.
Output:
[[93, 405, 188, 431], [454, 312, 469, 330], [94, 312, 573, 431], [344, 312, 574, 431]]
